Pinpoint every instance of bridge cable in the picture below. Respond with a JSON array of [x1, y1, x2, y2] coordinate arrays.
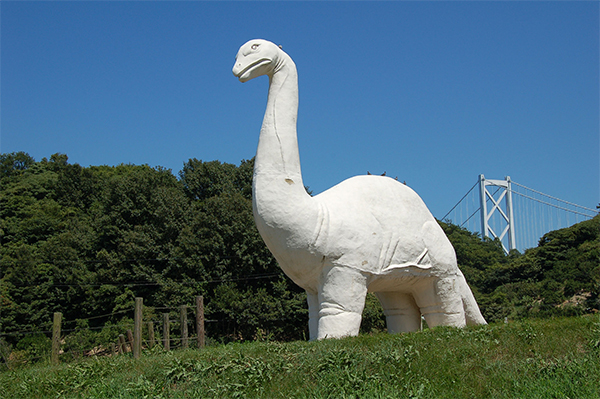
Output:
[[512, 181, 598, 214], [511, 190, 596, 218], [442, 180, 479, 221]]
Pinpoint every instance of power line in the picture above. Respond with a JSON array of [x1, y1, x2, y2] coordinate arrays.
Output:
[[2, 273, 282, 289], [0, 255, 254, 267]]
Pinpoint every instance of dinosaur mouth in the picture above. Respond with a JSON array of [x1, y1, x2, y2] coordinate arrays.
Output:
[[234, 58, 270, 82]]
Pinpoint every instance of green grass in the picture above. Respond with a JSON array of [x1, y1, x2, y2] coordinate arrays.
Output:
[[2, 315, 599, 398]]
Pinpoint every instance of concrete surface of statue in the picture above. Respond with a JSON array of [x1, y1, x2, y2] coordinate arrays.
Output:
[[233, 39, 487, 340]]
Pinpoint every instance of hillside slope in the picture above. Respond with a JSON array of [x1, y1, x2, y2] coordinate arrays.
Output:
[[1, 316, 599, 399]]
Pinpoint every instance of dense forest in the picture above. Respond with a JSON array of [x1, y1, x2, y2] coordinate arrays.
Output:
[[1, 152, 598, 352]]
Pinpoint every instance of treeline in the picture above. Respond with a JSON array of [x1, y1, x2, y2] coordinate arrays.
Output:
[[0, 152, 306, 347], [1, 152, 598, 348]]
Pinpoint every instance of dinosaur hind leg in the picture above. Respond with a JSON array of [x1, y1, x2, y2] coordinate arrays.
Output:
[[457, 274, 487, 326], [415, 221, 467, 328], [413, 277, 466, 328], [375, 292, 421, 333]]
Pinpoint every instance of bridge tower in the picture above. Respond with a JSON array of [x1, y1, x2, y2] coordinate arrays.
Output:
[[479, 174, 516, 254]]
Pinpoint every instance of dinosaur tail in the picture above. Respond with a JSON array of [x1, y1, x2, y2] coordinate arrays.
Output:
[[458, 275, 487, 326]]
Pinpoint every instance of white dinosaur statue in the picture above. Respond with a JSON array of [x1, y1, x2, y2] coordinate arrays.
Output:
[[233, 39, 486, 340]]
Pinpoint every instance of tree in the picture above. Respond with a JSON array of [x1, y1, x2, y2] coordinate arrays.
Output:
[[0, 152, 35, 180]]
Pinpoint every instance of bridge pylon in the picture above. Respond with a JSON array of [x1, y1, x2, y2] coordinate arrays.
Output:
[[479, 174, 516, 254]]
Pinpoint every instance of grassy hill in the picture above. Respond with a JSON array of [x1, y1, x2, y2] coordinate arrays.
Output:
[[2, 315, 599, 399]]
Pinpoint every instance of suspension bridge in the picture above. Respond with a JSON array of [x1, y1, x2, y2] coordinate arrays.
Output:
[[442, 175, 598, 254]]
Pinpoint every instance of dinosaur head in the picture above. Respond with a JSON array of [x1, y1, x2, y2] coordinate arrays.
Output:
[[233, 39, 283, 83]]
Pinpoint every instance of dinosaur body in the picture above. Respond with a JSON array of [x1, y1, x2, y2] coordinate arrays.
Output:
[[233, 39, 486, 339]]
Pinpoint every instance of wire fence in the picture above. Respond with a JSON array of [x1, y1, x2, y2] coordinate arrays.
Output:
[[0, 265, 315, 372], [0, 296, 217, 370], [1, 292, 592, 371], [0, 269, 285, 368]]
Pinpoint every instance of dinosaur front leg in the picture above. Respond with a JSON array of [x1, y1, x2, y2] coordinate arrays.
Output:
[[306, 290, 319, 341], [317, 265, 368, 339]]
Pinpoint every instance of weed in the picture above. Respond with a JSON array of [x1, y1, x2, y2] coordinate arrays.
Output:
[[591, 314, 600, 350], [517, 321, 541, 344]]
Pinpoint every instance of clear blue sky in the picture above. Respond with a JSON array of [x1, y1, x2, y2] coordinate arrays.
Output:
[[2, 1, 598, 220]]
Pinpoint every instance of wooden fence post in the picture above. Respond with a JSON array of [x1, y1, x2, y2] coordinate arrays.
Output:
[[51, 312, 62, 365], [180, 305, 188, 349], [118, 334, 127, 354], [196, 296, 205, 348], [126, 330, 134, 352], [148, 321, 155, 348], [163, 313, 170, 351], [134, 297, 143, 359]]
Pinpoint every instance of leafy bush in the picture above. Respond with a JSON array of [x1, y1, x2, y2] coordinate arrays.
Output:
[[15, 334, 51, 362]]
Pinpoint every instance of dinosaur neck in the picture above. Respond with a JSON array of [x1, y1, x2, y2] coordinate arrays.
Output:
[[253, 53, 309, 202], [252, 50, 320, 284], [255, 54, 303, 183]]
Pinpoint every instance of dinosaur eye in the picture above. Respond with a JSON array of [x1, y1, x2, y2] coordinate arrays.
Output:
[[251, 43, 260, 50]]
